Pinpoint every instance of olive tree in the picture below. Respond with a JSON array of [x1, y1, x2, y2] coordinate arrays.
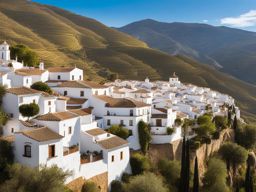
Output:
[[19, 103, 39, 120]]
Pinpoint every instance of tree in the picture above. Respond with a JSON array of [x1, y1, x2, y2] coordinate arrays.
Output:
[[130, 153, 151, 175], [82, 181, 100, 192], [158, 159, 180, 191], [175, 118, 182, 126], [31, 82, 53, 94], [193, 156, 199, 192], [213, 116, 228, 129], [10, 44, 39, 67], [245, 158, 253, 192], [0, 164, 69, 192], [203, 158, 230, 192], [138, 120, 151, 154], [110, 180, 125, 192], [236, 125, 256, 149], [0, 85, 6, 105], [0, 140, 14, 183], [219, 142, 248, 177], [197, 115, 211, 125], [19, 103, 40, 120], [108, 125, 129, 140], [233, 115, 238, 130], [125, 172, 168, 192]]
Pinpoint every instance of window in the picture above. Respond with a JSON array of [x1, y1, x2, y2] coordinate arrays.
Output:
[[79, 75, 82, 80], [64, 91, 67, 96], [33, 99, 36, 103], [107, 119, 111, 126], [72, 75, 74, 80], [48, 101, 51, 106], [24, 145, 31, 157], [10, 113, 13, 118], [156, 119, 162, 127], [68, 127, 72, 134], [48, 145, 55, 158], [120, 120, 124, 126], [129, 120, 133, 126], [111, 155, 115, 162], [11, 128, 14, 133], [80, 91, 84, 97], [26, 78, 29, 84], [57, 75, 61, 80], [120, 151, 123, 160], [130, 110, 133, 116], [107, 111, 110, 115], [104, 90, 107, 95]]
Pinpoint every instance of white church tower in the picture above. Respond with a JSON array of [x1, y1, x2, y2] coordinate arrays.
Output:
[[0, 41, 11, 61]]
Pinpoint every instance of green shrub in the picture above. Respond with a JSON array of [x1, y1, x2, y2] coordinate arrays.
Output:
[[108, 125, 130, 139], [236, 125, 256, 149], [130, 153, 151, 175], [31, 82, 53, 94], [212, 131, 220, 140], [166, 127, 175, 135], [121, 173, 131, 183], [19, 103, 40, 121], [110, 180, 125, 192], [82, 181, 100, 192], [174, 118, 182, 126]]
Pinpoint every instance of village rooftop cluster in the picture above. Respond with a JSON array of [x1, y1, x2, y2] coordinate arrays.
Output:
[[0, 41, 240, 186]]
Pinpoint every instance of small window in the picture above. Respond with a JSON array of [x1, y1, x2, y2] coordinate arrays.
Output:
[[64, 91, 67, 96], [26, 78, 29, 84], [33, 99, 36, 103], [79, 75, 82, 80], [120, 151, 123, 160], [24, 145, 31, 157], [107, 119, 111, 126], [57, 75, 61, 80], [48, 145, 55, 158], [120, 120, 124, 126], [129, 120, 133, 126], [11, 128, 14, 133], [130, 110, 133, 116], [48, 101, 51, 106], [104, 90, 107, 95], [68, 127, 72, 134], [111, 155, 114, 162], [10, 113, 13, 118], [80, 91, 84, 97], [72, 75, 74, 80]]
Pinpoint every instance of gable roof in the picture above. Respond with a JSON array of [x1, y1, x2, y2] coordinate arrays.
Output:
[[96, 95, 150, 108], [58, 81, 107, 89], [85, 128, 107, 136], [131, 89, 151, 94], [36, 111, 78, 121], [19, 127, 63, 142], [69, 108, 91, 116], [15, 69, 46, 76], [47, 67, 76, 72], [7, 87, 41, 96], [67, 97, 88, 105], [97, 136, 128, 150]]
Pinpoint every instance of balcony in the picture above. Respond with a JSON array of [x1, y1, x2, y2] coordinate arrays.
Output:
[[80, 151, 103, 164], [63, 145, 79, 156]]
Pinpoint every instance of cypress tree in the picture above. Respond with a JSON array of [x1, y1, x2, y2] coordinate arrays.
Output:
[[179, 136, 186, 192], [233, 115, 238, 130], [193, 156, 199, 192], [185, 139, 190, 192], [245, 157, 253, 192]]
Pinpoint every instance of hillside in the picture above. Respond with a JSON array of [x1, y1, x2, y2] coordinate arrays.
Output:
[[117, 19, 256, 84], [0, 0, 256, 120]]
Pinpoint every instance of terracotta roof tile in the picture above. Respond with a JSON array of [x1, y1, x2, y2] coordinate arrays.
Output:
[[67, 97, 87, 105], [151, 114, 167, 118], [58, 81, 107, 89], [97, 136, 128, 150], [19, 127, 63, 142], [131, 89, 151, 94], [85, 128, 107, 136], [69, 108, 91, 116], [36, 111, 78, 121], [15, 69, 46, 76], [7, 87, 41, 95], [47, 67, 76, 72], [96, 95, 150, 108]]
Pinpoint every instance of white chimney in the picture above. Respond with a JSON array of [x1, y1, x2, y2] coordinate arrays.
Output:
[[39, 62, 44, 70]]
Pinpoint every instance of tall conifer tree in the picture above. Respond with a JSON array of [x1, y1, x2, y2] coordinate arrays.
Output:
[[193, 156, 199, 192]]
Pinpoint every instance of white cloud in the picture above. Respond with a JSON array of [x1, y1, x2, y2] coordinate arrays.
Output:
[[202, 19, 208, 23], [221, 10, 256, 28]]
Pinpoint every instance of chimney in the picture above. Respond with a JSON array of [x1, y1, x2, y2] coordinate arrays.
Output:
[[39, 62, 44, 70]]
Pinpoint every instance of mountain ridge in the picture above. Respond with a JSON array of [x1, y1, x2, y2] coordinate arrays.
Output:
[[117, 19, 256, 84]]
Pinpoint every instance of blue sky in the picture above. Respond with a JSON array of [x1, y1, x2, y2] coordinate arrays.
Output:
[[34, 0, 256, 31]]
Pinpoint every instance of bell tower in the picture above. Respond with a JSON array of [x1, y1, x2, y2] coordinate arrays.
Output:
[[0, 41, 10, 61]]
